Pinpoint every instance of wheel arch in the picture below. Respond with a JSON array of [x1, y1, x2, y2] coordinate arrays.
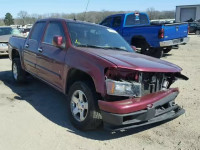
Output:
[[65, 68, 97, 95], [131, 36, 150, 48]]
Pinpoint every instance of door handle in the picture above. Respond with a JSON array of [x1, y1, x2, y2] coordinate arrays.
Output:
[[25, 44, 29, 48], [38, 48, 43, 53]]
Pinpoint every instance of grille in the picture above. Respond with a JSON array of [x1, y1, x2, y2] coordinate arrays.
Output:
[[140, 72, 165, 96]]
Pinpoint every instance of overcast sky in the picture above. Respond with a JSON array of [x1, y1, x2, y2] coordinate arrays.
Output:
[[0, 0, 199, 18]]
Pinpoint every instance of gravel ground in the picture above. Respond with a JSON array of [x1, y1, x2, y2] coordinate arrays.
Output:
[[0, 35, 199, 150]]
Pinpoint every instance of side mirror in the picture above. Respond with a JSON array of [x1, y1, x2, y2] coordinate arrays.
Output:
[[53, 36, 64, 48]]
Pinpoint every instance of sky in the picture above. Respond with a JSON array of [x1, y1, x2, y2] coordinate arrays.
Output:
[[0, 0, 200, 18]]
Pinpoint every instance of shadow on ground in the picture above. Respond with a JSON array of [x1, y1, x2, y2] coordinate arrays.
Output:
[[0, 70, 169, 141], [163, 53, 172, 57], [0, 55, 9, 59]]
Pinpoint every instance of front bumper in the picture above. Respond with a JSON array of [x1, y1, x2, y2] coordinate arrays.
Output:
[[0, 45, 9, 55], [98, 88, 185, 131], [160, 37, 189, 47]]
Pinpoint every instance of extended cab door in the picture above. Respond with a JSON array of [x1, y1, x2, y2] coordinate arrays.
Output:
[[36, 21, 67, 90], [23, 22, 46, 74]]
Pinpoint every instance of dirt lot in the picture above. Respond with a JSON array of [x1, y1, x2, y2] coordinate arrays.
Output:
[[0, 35, 200, 150]]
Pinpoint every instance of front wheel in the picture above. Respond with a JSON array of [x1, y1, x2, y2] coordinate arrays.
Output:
[[196, 30, 200, 35], [67, 81, 102, 130], [12, 58, 26, 83]]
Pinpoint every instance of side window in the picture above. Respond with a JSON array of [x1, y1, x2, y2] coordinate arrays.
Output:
[[30, 22, 46, 41], [190, 23, 196, 27], [43, 22, 66, 46], [112, 16, 122, 28], [101, 17, 112, 27]]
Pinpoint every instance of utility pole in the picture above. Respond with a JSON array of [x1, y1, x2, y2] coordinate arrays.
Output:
[[83, 0, 90, 21]]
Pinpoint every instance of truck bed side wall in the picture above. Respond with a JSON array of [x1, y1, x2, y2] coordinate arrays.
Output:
[[8, 36, 26, 69], [122, 25, 162, 47]]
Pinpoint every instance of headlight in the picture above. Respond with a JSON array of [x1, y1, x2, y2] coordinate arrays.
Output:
[[0, 43, 8, 47], [106, 79, 141, 97]]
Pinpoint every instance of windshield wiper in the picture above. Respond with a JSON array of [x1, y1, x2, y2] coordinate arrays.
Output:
[[76, 44, 103, 49], [103, 47, 127, 51]]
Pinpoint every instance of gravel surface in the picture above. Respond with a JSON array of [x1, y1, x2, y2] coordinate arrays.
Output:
[[0, 35, 199, 150]]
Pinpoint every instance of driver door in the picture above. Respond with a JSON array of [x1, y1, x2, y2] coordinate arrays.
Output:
[[36, 21, 67, 89]]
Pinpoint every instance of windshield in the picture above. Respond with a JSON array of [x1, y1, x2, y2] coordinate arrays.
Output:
[[0, 27, 21, 36], [67, 22, 134, 52], [0, 27, 12, 36]]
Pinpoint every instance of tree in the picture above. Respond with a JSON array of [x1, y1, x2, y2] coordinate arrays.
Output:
[[4, 13, 14, 25], [17, 11, 28, 25]]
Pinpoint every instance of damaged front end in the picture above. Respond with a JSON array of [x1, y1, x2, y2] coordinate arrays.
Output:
[[98, 68, 188, 131]]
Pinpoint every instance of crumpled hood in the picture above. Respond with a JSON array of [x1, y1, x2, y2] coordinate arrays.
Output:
[[0, 35, 11, 43], [79, 48, 182, 72]]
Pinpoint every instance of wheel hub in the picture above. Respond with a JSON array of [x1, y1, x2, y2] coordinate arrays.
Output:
[[70, 90, 88, 122]]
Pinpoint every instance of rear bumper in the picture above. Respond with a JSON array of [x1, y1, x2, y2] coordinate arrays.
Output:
[[160, 37, 189, 47], [98, 88, 185, 131]]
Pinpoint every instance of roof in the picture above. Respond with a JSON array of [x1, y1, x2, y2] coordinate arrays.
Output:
[[0, 26, 12, 28], [37, 18, 102, 27], [176, 4, 200, 7]]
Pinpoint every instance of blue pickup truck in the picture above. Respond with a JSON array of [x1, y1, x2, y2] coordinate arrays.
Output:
[[100, 12, 189, 58]]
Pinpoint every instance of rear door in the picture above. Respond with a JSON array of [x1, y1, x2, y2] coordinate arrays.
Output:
[[111, 16, 123, 35], [36, 21, 67, 89], [23, 22, 46, 74]]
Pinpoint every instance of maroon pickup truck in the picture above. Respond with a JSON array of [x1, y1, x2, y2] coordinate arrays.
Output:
[[8, 18, 188, 131]]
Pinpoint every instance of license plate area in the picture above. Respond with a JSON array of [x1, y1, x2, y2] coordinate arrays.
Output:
[[173, 39, 180, 44]]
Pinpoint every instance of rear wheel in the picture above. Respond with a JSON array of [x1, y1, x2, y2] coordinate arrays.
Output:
[[67, 81, 102, 130], [12, 58, 26, 83], [163, 46, 172, 54], [141, 47, 163, 58]]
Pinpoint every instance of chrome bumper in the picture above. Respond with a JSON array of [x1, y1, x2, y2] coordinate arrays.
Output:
[[0, 46, 9, 55], [160, 37, 189, 47]]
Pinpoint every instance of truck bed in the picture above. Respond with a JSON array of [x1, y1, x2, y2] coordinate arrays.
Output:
[[122, 23, 188, 47]]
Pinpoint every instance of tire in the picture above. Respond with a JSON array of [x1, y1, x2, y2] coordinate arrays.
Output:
[[67, 81, 102, 130], [163, 47, 172, 54], [141, 47, 163, 58], [195, 30, 200, 35], [12, 58, 26, 83], [141, 47, 155, 56]]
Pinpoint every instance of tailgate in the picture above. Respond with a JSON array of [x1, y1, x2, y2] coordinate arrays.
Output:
[[163, 23, 188, 40]]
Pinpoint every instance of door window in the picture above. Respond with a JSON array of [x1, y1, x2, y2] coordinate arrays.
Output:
[[112, 16, 122, 27], [30, 22, 46, 42], [101, 17, 112, 27], [43, 22, 66, 47]]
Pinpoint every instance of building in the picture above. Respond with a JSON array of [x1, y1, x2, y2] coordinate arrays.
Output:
[[176, 4, 200, 22]]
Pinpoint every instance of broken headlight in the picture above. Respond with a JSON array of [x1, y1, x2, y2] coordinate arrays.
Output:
[[106, 79, 141, 97]]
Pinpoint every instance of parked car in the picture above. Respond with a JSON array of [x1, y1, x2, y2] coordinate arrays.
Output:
[[8, 18, 188, 131], [188, 22, 200, 34], [100, 12, 189, 58], [0, 27, 21, 55]]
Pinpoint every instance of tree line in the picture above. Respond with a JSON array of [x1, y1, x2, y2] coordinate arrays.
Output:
[[0, 8, 175, 26]]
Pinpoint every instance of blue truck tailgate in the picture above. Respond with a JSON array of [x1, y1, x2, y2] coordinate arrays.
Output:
[[163, 23, 188, 41]]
